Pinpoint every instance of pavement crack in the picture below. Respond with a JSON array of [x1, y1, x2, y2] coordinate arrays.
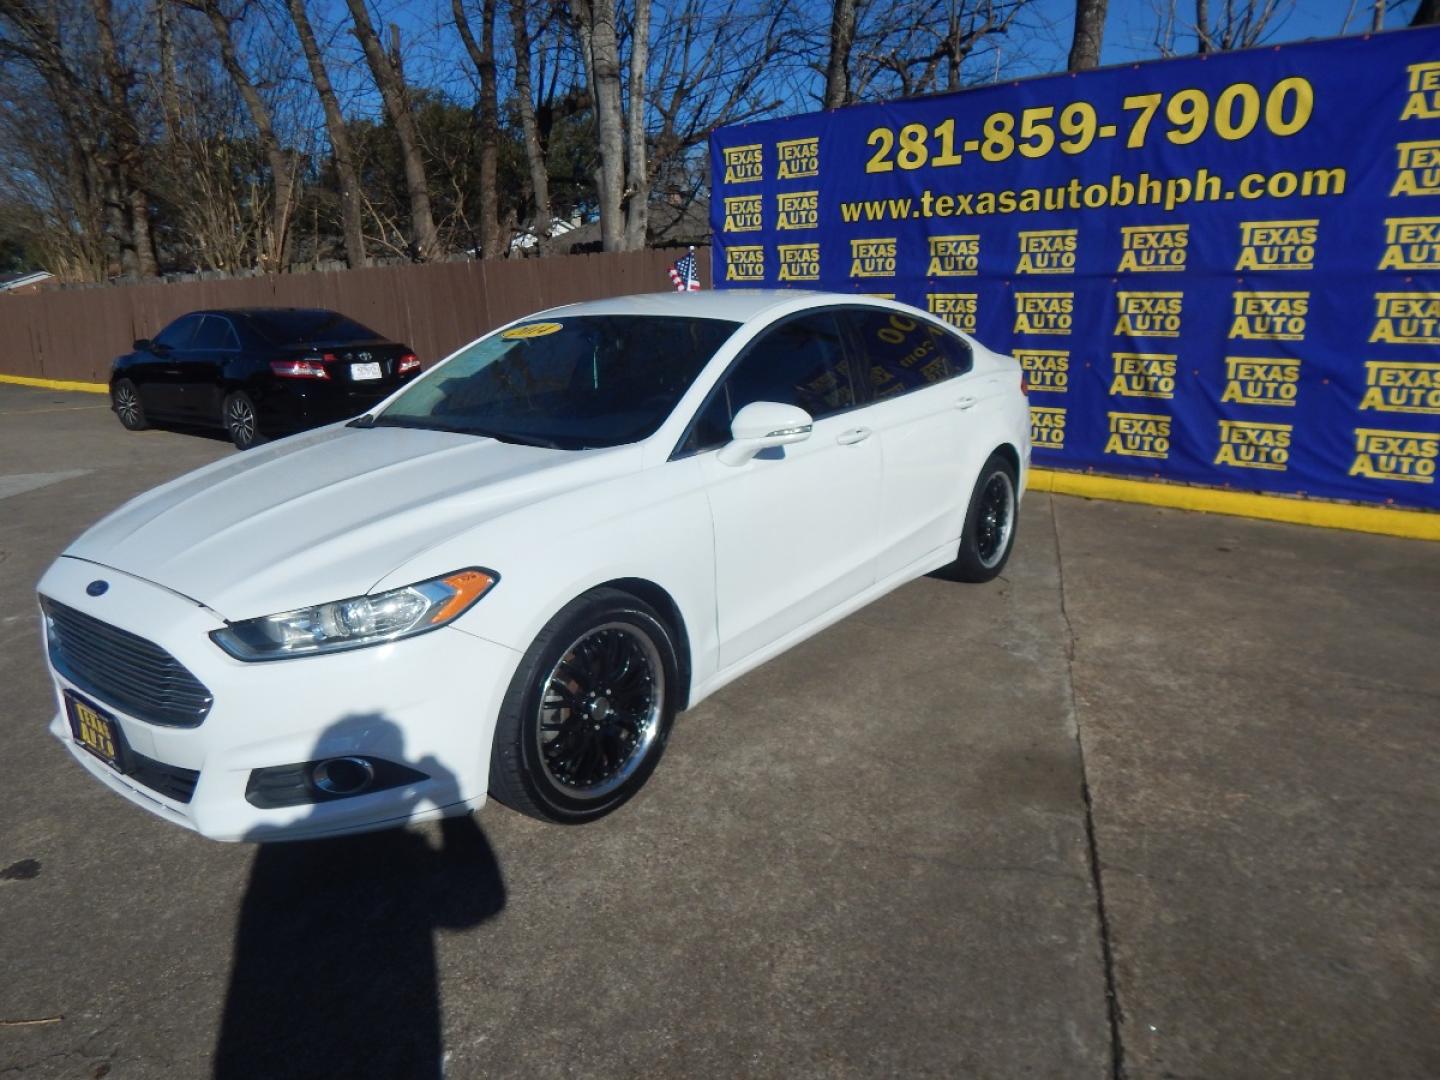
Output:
[[1051, 495, 1127, 1080]]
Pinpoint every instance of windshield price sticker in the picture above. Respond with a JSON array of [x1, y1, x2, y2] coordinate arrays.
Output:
[[501, 322, 564, 340]]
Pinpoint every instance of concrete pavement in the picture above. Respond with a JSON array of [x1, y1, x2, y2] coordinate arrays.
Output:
[[0, 382, 1435, 1078]]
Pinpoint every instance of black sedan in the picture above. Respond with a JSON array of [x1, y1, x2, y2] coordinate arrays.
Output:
[[110, 308, 423, 449]]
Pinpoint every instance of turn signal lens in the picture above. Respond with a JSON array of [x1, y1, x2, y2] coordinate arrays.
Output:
[[398, 353, 421, 375], [1019, 370, 1029, 397], [428, 570, 496, 624], [271, 359, 330, 380]]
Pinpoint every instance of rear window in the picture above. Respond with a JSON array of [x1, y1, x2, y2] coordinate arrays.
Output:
[[247, 310, 381, 345], [843, 309, 972, 399]]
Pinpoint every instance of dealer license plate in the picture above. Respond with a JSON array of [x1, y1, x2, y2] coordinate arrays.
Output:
[[65, 691, 123, 770], [351, 362, 382, 381]]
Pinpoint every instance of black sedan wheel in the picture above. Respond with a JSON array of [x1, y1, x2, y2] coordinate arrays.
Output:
[[489, 588, 678, 823], [223, 391, 266, 450], [112, 379, 148, 431], [940, 452, 1019, 583]]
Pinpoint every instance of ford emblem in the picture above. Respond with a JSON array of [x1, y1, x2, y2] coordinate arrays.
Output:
[[86, 580, 109, 597]]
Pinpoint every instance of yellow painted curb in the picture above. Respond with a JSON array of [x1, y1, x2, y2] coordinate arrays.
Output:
[[0, 373, 108, 394], [1030, 468, 1440, 542]]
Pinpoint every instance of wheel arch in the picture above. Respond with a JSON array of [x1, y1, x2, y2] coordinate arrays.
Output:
[[597, 576, 693, 711], [991, 441, 1021, 478]]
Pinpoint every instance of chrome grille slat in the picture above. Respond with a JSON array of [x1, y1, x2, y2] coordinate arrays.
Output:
[[42, 598, 213, 727]]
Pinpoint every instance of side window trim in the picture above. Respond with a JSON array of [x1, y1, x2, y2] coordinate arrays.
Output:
[[669, 306, 868, 462], [214, 315, 241, 351]]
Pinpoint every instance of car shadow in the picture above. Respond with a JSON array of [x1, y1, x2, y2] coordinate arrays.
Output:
[[212, 717, 505, 1080]]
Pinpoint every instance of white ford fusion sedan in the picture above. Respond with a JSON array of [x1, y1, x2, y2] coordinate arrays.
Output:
[[37, 291, 1030, 841]]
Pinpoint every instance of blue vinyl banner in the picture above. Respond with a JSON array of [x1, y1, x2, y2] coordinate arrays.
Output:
[[709, 28, 1440, 510]]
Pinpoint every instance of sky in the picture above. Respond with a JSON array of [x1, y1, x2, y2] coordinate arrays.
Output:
[[1052, 0, 1419, 68]]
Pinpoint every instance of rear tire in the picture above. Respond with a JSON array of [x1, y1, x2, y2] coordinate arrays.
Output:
[[488, 587, 678, 824], [940, 452, 1019, 583], [223, 391, 266, 450], [112, 379, 148, 431]]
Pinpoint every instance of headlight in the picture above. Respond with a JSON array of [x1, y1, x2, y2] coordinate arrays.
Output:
[[211, 568, 497, 661]]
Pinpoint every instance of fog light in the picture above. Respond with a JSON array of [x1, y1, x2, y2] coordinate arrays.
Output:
[[311, 756, 376, 796], [245, 756, 429, 809]]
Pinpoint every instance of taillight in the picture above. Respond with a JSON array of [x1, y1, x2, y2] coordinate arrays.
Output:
[[270, 358, 330, 380], [1019, 369, 1029, 397], [398, 353, 421, 375]]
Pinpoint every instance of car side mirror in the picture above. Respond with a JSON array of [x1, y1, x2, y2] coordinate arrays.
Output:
[[133, 338, 152, 352], [717, 401, 814, 466]]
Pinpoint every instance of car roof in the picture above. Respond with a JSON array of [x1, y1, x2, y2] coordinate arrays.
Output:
[[535, 290, 877, 324], [190, 308, 340, 319]]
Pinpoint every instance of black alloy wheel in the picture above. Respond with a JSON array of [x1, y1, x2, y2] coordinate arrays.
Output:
[[489, 588, 678, 823], [112, 379, 148, 431], [223, 391, 264, 450], [941, 451, 1019, 583]]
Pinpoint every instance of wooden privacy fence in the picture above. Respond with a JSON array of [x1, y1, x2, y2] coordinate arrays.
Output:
[[0, 248, 712, 385]]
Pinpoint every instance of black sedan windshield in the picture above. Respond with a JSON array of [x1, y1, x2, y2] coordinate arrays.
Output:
[[373, 315, 738, 450]]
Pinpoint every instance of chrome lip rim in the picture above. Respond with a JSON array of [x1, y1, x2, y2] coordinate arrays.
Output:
[[227, 398, 255, 444], [115, 385, 139, 425], [976, 471, 1015, 569], [536, 621, 663, 801]]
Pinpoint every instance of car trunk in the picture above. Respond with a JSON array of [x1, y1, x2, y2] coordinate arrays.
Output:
[[277, 339, 417, 390]]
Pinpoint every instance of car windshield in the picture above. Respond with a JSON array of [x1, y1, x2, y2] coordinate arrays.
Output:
[[248, 310, 381, 345], [371, 315, 739, 450]]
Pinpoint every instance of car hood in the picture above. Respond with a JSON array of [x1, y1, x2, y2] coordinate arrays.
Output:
[[65, 424, 640, 620]]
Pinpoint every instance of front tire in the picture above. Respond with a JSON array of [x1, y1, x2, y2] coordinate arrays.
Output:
[[488, 588, 679, 824], [223, 391, 266, 450], [942, 452, 1019, 583], [112, 378, 148, 431]]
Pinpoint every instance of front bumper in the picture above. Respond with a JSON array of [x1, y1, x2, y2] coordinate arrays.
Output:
[[37, 557, 521, 842]]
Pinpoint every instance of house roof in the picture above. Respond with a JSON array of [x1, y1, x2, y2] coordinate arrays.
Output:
[[538, 198, 711, 255], [0, 270, 54, 292]]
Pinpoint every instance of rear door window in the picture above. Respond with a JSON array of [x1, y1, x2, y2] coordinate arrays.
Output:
[[192, 316, 240, 351], [842, 309, 972, 401]]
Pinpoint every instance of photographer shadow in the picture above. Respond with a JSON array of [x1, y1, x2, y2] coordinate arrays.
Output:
[[213, 716, 504, 1080]]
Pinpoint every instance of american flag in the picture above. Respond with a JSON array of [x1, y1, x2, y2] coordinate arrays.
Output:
[[667, 247, 700, 291]]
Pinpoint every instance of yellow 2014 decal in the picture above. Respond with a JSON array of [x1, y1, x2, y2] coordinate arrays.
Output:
[[501, 321, 563, 340]]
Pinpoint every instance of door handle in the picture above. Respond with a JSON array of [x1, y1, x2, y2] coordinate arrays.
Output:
[[954, 396, 978, 411], [836, 427, 872, 445]]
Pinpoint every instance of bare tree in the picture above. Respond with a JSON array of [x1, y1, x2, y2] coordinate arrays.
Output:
[[1067, 0, 1108, 70], [0, 0, 136, 278], [287, 0, 366, 267], [646, 0, 788, 175], [90, 0, 158, 275], [1153, 0, 1292, 54], [571, 0, 626, 250], [191, 0, 297, 271], [508, 0, 552, 234], [623, 0, 649, 249], [823, 0, 858, 107], [453, 0, 501, 258], [345, 0, 440, 259]]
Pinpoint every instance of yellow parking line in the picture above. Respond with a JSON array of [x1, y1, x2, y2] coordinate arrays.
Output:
[[1030, 468, 1440, 542], [0, 374, 108, 394], [0, 404, 110, 415]]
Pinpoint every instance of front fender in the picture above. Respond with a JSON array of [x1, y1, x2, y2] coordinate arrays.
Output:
[[371, 455, 721, 698]]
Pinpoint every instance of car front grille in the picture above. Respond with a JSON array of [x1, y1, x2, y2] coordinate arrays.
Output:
[[42, 598, 213, 728]]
